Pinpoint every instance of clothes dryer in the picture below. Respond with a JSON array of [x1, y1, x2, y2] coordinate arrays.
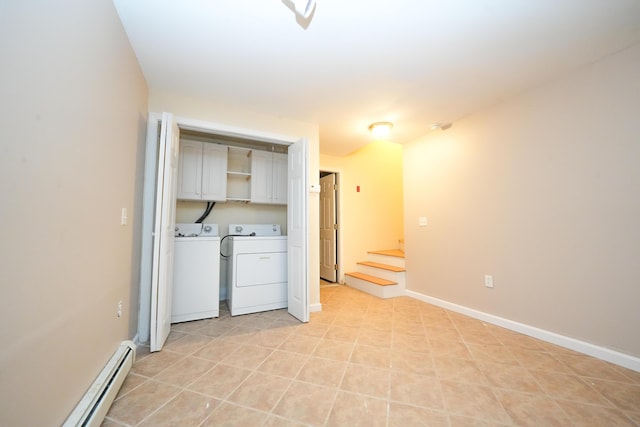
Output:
[[226, 224, 287, 316]]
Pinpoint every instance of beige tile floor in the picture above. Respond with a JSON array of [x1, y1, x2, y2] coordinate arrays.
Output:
[[104, 284, 640, 426]]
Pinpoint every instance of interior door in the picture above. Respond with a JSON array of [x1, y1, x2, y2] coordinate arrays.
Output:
[[150, 113, 180, 352], [287, 138, 309, 322], [319, 173, 337, 282]]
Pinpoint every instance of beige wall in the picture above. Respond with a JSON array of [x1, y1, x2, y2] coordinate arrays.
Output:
[[0, 1, 148, 425], [321, 140, 404, 281], [403, 44, 640, 357], [149, 89, 321, 305]]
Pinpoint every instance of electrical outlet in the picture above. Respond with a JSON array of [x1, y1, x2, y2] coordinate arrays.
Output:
[[484, 275, 494, 288], [117, 300, 123, 319]]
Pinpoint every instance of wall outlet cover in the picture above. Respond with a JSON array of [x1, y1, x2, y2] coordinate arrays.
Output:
[[484, 275, 494, 288]]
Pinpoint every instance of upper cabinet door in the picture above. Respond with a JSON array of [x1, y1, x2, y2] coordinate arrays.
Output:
[[176, 140, 202, 200], [177, 141, 227, 202], [250, 150, 273, 204], [202, 143, 228, 201], [251, 151, 287, 205], [272, 153, 288, 205]]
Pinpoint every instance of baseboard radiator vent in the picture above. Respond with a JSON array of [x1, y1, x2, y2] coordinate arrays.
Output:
[[63, 340, 136, 427]]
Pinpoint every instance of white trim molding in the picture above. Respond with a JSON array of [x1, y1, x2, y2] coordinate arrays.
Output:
[[406, 290, 640, 373], [309, 303, 322, 313]]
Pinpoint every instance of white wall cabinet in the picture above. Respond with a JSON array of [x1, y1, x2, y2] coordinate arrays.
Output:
[[178, 141, 285, 204], [251, 151, 287, 205], [176, 140, 227, 201]]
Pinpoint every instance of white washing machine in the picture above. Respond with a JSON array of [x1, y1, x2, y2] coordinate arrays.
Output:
[[226, 224, 287, 316], [172, 223, 220, 323]]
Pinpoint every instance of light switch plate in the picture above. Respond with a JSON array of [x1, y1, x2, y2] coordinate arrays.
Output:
[[484, 275, 494, 288], [419, 216, 428, 226]]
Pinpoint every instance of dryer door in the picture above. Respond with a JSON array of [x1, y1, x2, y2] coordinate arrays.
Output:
[[236, 252, 287, 287]]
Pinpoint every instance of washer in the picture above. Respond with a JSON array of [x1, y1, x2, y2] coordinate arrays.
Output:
[[226, 224, 287, 316], [172, 223, 220, 323]]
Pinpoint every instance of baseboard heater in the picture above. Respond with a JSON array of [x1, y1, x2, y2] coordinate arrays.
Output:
[[63, 340, 136, 427]]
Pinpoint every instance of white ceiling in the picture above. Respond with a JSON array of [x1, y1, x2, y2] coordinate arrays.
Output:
[[113, 0, 640, 156]]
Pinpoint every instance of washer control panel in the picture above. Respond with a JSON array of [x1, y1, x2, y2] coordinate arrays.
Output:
[[228, 224, 282, 236], [175, 223, 219, 237]]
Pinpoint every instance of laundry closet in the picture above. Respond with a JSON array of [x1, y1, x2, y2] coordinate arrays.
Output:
[[140, 113, 309, 352], [174, 129, 289, 304]]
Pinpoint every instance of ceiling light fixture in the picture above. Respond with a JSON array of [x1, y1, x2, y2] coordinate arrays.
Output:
[[368, 121, 393, 139], [431, 122, 452, 131], [292, 0, 316, 19]]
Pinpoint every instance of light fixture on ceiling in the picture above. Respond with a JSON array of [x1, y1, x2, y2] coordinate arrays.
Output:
[[290, 0, 316, 19], [282, 0, 317, 28], [431, 122, 452, 131], [296, 0, 317, 18], [368, 121, 393, 139]]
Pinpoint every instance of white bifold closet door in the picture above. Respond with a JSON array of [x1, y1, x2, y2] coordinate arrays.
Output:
[[287, 138, 309, 322], [150, 113, 179, 352]]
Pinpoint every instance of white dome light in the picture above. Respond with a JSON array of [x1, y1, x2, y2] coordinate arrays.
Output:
[[368, 121, 393, 139]]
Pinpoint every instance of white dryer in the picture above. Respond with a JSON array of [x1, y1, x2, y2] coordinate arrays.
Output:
[[226, 224, 287, 316], [172, 223, 220, 323]]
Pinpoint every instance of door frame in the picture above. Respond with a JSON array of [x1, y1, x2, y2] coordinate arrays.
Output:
[[138, 113, 310, 344], [319, 169, 342, 284]]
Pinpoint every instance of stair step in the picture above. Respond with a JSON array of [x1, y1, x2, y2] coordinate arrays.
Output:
[[368, 249, 405, 258], [367, 252, 405, 268], [344, 272, 397, 286], [357, 261, 405, 272]]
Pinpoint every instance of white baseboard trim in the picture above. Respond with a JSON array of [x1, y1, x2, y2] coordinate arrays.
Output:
[[309, 303, 322, 313], [131, 334, 144, 358], [406, 290, 640, 373]]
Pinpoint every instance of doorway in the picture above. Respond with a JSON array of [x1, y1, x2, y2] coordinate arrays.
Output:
[[319, 171, 339, 283]]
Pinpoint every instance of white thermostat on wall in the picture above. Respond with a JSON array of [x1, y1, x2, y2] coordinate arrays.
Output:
[[310, 184, 321, 193]]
